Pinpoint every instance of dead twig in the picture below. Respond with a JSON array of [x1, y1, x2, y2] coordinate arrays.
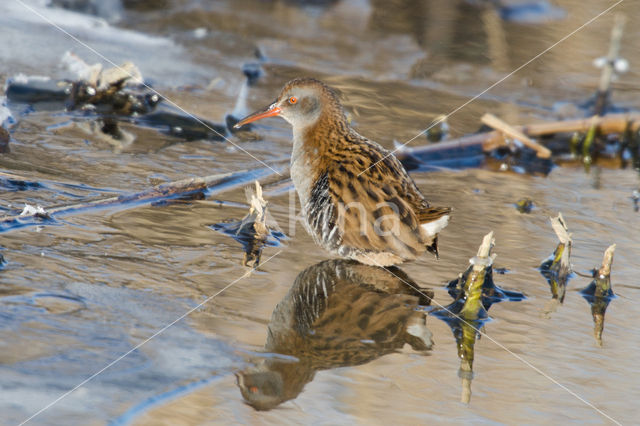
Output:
[[397, 112, 640, 160], [0, 167, 280, 232], [598, 244, 616, 278], [481, 113, 552, 158]]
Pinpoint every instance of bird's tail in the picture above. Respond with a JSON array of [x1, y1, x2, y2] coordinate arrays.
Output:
[[418, 206, 451, 236], [419, 206, 452, 259]]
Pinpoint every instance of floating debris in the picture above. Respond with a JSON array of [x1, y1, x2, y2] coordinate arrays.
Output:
[[580, 244, 616, 347], [62, 52, 143, 90], [237, 259, 433, 410], [137, 108, 227, 141], [482, 113, 551, 159], [395, 104, 640, 175], [432, 231, 524, 403], [424, 114, 449, 143], [515, 197, 534, 214], [0, 168, 278, 233], [4, 54, 229, 143], [19, 204, 50, 220], [540, 213, 572, 317], [210, 181, 285, 268]]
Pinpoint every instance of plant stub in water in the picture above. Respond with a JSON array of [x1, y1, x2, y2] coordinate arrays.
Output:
[[431, 231, 524, 403], [210, 181, 285, 268], [424, 114, 449, 143], [515, 197, 534, 214], [540, 213, 572, 317], [580, 244, 616, 347]]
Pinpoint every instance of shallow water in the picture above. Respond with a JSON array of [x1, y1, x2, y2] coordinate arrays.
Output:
[[1, 0, 640, 424]]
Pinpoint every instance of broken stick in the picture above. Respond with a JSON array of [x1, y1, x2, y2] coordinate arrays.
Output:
[[481, 113, 552, 158], [397, 112, 640, 161], [0, 167, 279, 233]]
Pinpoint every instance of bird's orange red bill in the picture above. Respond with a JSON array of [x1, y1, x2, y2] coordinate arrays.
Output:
[[234, 104, 281, 128]]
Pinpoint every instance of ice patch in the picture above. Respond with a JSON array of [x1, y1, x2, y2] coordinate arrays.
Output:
[[20, 204, 48, 217]]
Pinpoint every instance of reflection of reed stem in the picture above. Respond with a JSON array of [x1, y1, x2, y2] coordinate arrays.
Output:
[[460, 359, 473, 404], [458, 324, 477, 404], [456, 232, 494, 404], [460, 269, 485, 320], [593, 312, 604, 347], [582, 123, 597, 170], [458, 322, 477, 367], [595, 14, 626, 116]]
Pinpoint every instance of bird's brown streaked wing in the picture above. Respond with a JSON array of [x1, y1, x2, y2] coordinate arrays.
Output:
[[356, 136, 435, 209], [360, 138, 452, 228], [327, 162, 427, 260], [321, 132, 450, 259]]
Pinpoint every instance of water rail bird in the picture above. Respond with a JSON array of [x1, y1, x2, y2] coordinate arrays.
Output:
[[235, 78, 450, 266]]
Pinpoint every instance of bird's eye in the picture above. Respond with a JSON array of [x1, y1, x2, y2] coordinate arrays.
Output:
[[289, 96, 297, 104]]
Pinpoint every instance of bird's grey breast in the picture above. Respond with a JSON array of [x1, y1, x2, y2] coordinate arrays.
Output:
[[290, 132, 315, 207], [290, 130, 341, 250]]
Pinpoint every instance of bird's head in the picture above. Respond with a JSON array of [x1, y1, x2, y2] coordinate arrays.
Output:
[[235, 369, 285, 411], [234, 78, 344, 131]]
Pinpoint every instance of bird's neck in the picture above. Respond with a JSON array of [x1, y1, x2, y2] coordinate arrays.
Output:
[[292, 108, 350, 158], [290, 108, 349, 204]]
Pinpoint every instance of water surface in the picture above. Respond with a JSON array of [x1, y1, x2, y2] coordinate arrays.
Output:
[[1, 0, 639, 424]]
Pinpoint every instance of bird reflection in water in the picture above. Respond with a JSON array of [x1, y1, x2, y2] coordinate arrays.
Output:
[[236, 259, 434, 411]]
